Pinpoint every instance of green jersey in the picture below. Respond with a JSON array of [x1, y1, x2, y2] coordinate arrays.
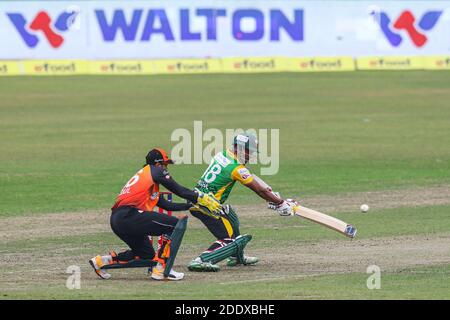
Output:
[[195, 149, 254, 204]]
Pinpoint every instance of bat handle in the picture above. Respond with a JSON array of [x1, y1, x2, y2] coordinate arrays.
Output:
[[345, 225, 357, 238]]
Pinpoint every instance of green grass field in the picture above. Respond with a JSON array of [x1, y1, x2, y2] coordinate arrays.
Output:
[[1, 71, 449, 299]]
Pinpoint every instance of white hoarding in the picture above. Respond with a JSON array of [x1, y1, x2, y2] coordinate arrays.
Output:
[[0, 0, 449, 59]]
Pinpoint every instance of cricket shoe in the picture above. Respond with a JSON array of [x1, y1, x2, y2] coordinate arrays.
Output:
[[151, 263, 184, 281], [226, 256, 259, 267], [187, 258, 220, 272], [89, 255, 112, 280]]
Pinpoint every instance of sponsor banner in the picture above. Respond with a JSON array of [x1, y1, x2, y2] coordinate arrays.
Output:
[[90, 61, 153, 74], [0, 61, 21, 75], [23, 60, 88, 75], [3, 56, 450, 75], [1, 1, 449, 59], [221, 57, 286, 73], [287, 57, 355, 72], [152, 59, 222, 74], [356, 56, 425, 70], [423, 56, 450, 70]]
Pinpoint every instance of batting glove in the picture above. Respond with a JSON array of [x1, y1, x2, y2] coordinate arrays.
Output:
[[267, 192, 281, 210], [276, 199, 297, 216]]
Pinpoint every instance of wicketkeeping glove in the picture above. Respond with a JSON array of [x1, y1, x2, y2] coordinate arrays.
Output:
[[189, 190, 222, 219]]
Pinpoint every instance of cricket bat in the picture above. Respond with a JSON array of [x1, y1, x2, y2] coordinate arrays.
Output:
[[253, 174, 357, 238], [293, 205, 357, 238]]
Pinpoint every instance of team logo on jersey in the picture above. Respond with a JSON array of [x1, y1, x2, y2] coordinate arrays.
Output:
[[238, 168, 251, 180]]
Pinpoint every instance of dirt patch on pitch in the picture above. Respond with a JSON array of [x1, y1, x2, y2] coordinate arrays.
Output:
[[1, 232, 449, 293], [1, 184, 449, 243], [1, 184, 449, 296], [235, 184, 450, 218], [181, 232, 450, 285]]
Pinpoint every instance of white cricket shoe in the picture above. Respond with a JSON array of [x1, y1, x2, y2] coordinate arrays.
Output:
[[226, 255, 259, 267], [151, 262, 184, 281], [89, 255, 112, 280]]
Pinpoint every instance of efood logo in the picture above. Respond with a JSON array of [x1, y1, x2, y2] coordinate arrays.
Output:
[[372, 10, 442, 47], [167, 62, 209, 72], [100, 63, 142, 73], [233, 59, 276, 70], [7, 9, 79, 48], [369, 58, 411, 68], [300, 59, 342, 69], [436, 58, 450, 67], [0, 64, 8, 73]]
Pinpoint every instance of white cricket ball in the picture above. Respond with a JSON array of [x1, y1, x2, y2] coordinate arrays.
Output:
[[360, 204, 369, 213]]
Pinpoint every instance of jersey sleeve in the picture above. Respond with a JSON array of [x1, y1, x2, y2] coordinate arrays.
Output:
[[151, 165, 198, 203], [150, 165, 169, 183], [231, 165, 254, 185]]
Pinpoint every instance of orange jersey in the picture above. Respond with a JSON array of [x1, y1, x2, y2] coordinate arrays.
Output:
[[112, 165, 160, 212]]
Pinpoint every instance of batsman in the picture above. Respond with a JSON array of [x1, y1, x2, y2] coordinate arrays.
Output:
[[188, 133, 297, 272]]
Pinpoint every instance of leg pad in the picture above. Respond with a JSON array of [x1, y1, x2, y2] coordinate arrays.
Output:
[[199, 234, 252, 265], [163, 216, 188, 277]]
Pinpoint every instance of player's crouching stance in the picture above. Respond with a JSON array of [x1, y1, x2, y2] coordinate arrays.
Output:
[[89, 148, 221, 281], [188, 133, 297, 272]]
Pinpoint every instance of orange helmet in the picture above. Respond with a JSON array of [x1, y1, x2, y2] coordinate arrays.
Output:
[[145, 148, 174, 165]]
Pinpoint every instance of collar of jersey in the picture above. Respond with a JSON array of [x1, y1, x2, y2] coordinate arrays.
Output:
[[226, 148, 244, 165]]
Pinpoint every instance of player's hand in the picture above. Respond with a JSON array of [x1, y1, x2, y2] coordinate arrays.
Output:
[[191, 191, 222, 219], [275, 199, 297, 216], [286, 198, 298, 206], [268, 192, 281, 210]]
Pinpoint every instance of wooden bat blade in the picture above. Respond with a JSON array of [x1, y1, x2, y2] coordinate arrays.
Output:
[[252, 174, 357, 238], [293, 205, 357, 238]]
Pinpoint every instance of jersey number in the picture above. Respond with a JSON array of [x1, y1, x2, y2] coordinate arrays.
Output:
[[120, 169, 143, 195], [203, 163, 222, 183]]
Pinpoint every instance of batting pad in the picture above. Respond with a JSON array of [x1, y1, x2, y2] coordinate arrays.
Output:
[[200, 234, 252, 265]]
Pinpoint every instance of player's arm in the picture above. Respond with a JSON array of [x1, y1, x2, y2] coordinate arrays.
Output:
[[231, 166, 282, 204], [151, 165, 221, 217], [233, 167, 295, 216], [156, 196, 191, 212], [151, 166, 198, 202], [245, 179, 284, 204]]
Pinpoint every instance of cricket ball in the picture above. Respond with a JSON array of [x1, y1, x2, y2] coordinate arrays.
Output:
[[360, 204, 369, 213]]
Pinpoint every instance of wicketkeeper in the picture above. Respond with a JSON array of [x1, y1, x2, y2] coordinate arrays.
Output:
[[188, 133, 296, 272], [89, 148, 221, 281]]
